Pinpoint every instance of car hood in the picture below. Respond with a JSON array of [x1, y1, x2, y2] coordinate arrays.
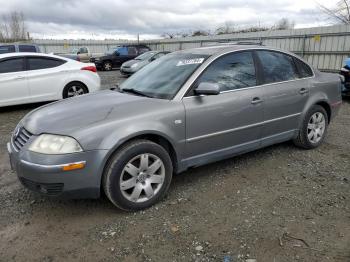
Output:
[[22, 90, 166, 135]]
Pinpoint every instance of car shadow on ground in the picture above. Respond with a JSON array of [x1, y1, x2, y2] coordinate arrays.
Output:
[[21, 141, 297, 217]]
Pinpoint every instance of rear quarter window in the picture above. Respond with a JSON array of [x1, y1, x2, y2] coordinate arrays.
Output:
[[294, 58, 314, 78]]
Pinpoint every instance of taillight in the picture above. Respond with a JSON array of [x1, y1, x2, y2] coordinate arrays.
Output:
[[81, 66, 97, 73]]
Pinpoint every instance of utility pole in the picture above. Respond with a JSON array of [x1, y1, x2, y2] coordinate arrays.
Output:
[[137, 34, 139, 44]]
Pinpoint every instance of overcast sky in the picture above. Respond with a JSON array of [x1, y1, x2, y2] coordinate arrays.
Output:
[[0, 0, 338, 40]]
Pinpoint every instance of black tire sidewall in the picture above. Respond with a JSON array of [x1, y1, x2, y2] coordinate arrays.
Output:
[[103, 61, 112, 71], [300, 105, 328, 149], [104, 141, 173, 211], [63, 82, 87, 99]]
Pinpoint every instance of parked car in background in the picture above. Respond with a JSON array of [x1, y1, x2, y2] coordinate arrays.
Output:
[[340, 57, 350, 97], [90, 44, 151, 71], [57, 46, 103, 63], [55, 53, 80, 61], [0, 52, 100, 107], [120, 51, 170, 76], [0, 43, 41, 54], [7, 45, 342, 211]]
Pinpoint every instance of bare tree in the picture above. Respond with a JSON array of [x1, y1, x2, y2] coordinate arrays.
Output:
[[0, 11, 28, 42], [191, 30, 210, 37], [215, 21, 235, 35], [273, 18, 295, 30], [318, 0, 350, 24]]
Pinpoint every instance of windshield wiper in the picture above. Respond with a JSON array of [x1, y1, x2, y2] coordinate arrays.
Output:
[[122, 88, 153, 98]]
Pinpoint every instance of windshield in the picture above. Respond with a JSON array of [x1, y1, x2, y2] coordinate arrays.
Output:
[[120, 53, 209, 99], [135, 51, 157, 60], [106, 49, 116, 55]]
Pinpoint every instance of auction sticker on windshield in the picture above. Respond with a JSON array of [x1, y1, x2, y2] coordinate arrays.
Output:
[[176, 58, 205, 66]]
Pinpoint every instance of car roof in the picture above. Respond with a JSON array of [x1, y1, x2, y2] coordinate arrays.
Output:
[[0, 52, 70, 61], [177, 44, 290, 56]]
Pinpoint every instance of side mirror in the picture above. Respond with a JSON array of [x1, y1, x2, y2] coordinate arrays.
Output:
[[114, 51, 120, 56], [77, 51, 81, 55], [195, 82, 220, 95], [149, 57, 156, 62]]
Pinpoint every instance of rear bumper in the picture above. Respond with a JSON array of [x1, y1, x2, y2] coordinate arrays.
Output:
[[7, 142, 108, 199], [330, 100, 342, 121]]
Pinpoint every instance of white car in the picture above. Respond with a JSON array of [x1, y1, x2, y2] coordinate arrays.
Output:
[[0, 52, 101, 107]]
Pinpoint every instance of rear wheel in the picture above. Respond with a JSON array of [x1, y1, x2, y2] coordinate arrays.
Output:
[[63, 82, 88, 98], [103, 140, 173, 211], [293, 105, 328, 149]]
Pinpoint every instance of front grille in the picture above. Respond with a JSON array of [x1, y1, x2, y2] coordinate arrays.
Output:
[[20, 177, 64, 196], [12, 127, 32, 151]]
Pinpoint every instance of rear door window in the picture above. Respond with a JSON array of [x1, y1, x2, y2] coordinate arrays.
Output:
[[28, 57, 66, 70], [18, 45, 37, 52], [256, 50, 299, 84], [0, 45, 16, 54], [0, 58, 24, 73], [128, 47, 137, 56]]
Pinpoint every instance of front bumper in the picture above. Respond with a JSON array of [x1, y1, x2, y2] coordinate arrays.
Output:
[[120, 67, 136, 76], [7, 141, 108, 199]]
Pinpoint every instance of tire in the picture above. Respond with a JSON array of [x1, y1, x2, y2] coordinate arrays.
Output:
[[103, 140, 173, 211], [103, 61, 113, 71], [293, 105, 328, 149], [63, 82, 88, 99]]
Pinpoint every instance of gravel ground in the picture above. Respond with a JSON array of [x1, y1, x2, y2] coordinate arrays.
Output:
[[0, 71, 349, 262]]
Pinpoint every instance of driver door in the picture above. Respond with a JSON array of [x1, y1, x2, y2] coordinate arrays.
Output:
[[182, 51, 264, 166]]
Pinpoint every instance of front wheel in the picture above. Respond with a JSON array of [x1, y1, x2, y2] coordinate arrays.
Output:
[[293, 105, 328, 149], [103, 140, 173, 211]]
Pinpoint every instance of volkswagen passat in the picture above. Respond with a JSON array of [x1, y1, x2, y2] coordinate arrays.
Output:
[[8, 45, 342, 211], [0, 52, 100, 107]]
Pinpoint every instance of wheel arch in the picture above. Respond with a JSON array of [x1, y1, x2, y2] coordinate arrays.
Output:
[[315, 100, 331, 123], [100, 132, 179, 189]]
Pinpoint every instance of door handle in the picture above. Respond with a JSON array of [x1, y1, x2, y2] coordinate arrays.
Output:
[[299, 88, 309, 94], [251, 97, 263, 105], [14, 76, 25, 80]]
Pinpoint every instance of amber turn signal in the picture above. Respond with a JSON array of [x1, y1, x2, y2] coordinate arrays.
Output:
[[62, 161, 86, 171]]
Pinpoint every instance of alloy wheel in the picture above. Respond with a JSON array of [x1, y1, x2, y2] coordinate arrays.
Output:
[[119, 153, 165, 203], [67, 85, 85, 97], [307, 112, 326, 144]]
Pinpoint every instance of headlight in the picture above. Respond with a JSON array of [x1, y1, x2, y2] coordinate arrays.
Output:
[[29, 134, 83, 154], [131, 63, 139, 68]]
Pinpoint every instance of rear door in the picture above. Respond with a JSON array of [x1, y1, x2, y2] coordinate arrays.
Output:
[[25, 56, 68, 102], [255, 50, 311, 146], [0, 57, 29, 106], [183, 51, 264, 165], [112, 47, 129, 67]]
